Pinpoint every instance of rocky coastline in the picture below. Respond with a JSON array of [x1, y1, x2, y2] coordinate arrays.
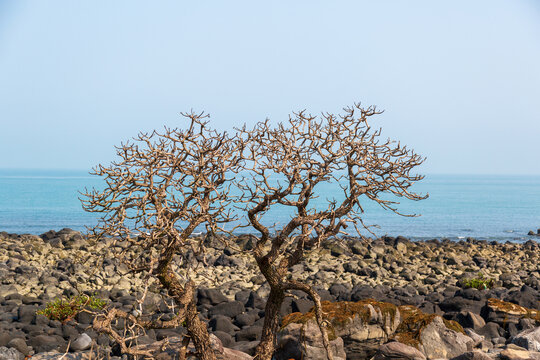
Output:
[[1, 229, 540, 359]]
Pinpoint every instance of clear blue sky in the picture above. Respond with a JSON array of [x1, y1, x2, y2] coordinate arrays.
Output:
[[1, 1, 539, 174]]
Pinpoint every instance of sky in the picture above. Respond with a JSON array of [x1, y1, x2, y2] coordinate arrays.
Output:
[[0, 1, 539, 175]]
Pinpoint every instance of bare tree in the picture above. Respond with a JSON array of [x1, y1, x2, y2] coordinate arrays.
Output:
[[237, 103, 427, 360], [81, 112, 243, 360]]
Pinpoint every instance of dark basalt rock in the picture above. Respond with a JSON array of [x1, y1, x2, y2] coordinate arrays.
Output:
[[197, 288, 228, 306], [235, 325, 262, 342], [329, 283, 352, 301], [209, 315, 240, 334], [27, 334, 64, 353], [245, 291, 265, 310], [235, 311, 259, 328]]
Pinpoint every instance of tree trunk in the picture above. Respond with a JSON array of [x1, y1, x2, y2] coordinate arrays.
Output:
[[255, 287, 285, 360], [157, 267, 217, 360], [185, 299, 216, 360]]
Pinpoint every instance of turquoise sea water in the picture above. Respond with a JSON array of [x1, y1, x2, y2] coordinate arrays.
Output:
[[0, 169, 539, 242]]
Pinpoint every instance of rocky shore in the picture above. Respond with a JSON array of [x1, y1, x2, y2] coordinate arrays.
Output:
[[1, 229, 540, 359]]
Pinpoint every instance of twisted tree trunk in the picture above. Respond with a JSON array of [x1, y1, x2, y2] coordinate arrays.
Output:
[[255, 286, 285, 360], [157, 264, 216, 360]]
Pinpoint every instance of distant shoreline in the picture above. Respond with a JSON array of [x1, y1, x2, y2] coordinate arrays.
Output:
[[2, 227, 540, 244]]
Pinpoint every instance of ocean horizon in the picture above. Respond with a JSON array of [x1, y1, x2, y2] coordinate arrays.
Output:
[[0, 168, 539, 242]]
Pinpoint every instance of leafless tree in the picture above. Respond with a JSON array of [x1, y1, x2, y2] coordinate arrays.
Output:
[[81, 112, 243, 360], [237, 103, 427, 360]]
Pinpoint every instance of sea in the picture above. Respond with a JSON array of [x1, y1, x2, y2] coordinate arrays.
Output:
[[0, 169, 539, 243]]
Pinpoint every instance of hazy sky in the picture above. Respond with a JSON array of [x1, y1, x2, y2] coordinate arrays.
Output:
[[1, 1, 539, 174]]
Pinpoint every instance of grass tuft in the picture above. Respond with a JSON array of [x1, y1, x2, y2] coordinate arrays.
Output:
[[463, 272, 494, 290], [37, 294, 107, 322]]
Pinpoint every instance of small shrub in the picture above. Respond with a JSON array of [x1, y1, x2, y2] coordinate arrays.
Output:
[[463, 273, 494, 290], [37, 294, 107, 322]]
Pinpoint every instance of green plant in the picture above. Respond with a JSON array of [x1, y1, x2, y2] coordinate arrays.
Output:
[[37, 294, 107, 322], [463, 273, 494, 290]]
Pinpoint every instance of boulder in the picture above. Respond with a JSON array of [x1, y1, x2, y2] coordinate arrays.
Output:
[[28, 335, 63, 353], [5, 339, 29, 357], [210, 316, 240, 334], [499, 347, 539, 360], [450, 351, 494, 360], [504, 285, 540, 310], [275, 320, 346, 360], [483, 298, 540, 326], [133, 335, 253, 360], [456, 311, 486, 330], [277, 300, 400, 359], [208, 301, 245, 319], [235, 326, 262, 342], [393, 305, 473, 359], [69, 333, 92, 352], [373, 341, 426, 360], [197, 288, 229, 306], [419, 316, 473, 359], [0, 347, 23, 360], [230, 341, 258, 356], [511, 327, 540, 351], [476, 322, 505, 340]]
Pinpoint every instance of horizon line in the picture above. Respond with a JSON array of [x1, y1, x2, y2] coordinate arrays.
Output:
[[1, 167, 539, 177]]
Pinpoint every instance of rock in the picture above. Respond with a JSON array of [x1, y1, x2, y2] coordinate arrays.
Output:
[[131, 334, 253, 360], [275, 321, 346, 360], [351, 285, 386, 302], [234, 290, 251, 305], [500, 273, 522, 289], [483, 298, 539, 326], [291, 298, 313, 313], [213, 331, 234, 348], [219, 347, 253, 360], [351, 242, 367, 255], [279, 300, 400, 359], [214, 254, 244, 267], [235, 326, 262, 342], [230, 341, 259, 356], [499, 347, 535, 360], [511, 327, 540, 351], [476, 322, 505, 340], [396, 242, 408, 255], [439, 297, 483, 315], [234, 312, 258, 327], [373, 341, 426, 360], [208, 301, 245, 319], [504, 285, 540, 309], [210, 316, 239, 334], [450, 351, 494, 360], [393, 305, 473, 360], [329, 244, 348, 257], [6, 339, 29, 357], [0, 347, 23, 360], [0, 335, 9, 348], [418, 315, 473, 358], [245, 292, 265, 310], [519, 318, 537, 332], [30, 351, 95, 360], [17, 305, 37, 323], [28, 335, 62, 353], [198, 288, 229, 306], [456, 311, 486, 330], [75, 311, 93, 325], [464, 328, 484, 348], [329, 283, 351, 301], [69, 333, 92, 352]]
